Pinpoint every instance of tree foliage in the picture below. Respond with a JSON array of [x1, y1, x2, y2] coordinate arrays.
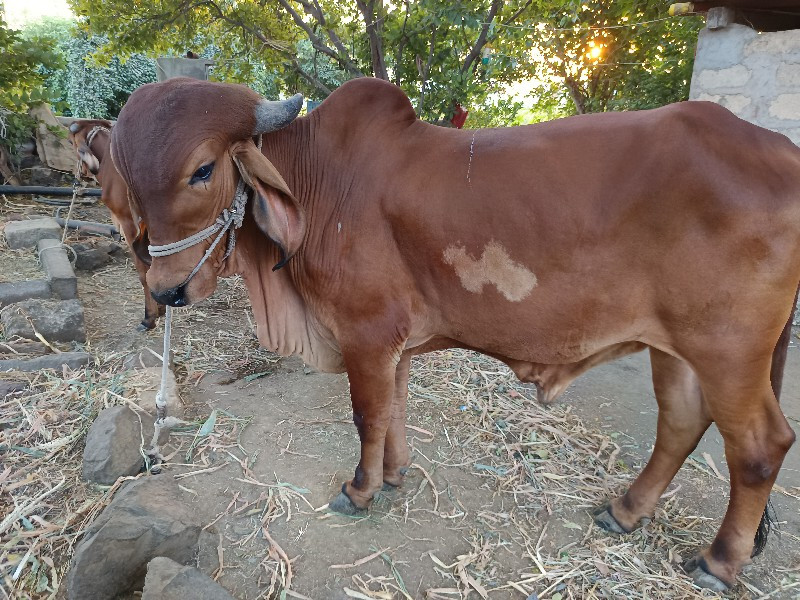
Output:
[[23, 17, 157, 119], [68, 0, 543, 122], [529, 0, 702, 114], [66, 0, 701, 125]]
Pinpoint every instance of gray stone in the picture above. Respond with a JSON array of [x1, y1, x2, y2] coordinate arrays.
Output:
[[142, 557, 233, 600], [123, 345, 172, 370], [0, 352, 91, 372], [0, 298, 85, 343], [94, 239, 124, 254], [0, 280, 51, 308], [37, 239, 77, 299], [3, 218, 62, 249], [66, 476, 208, 600], [72, 246, 112, 271], [0, 381, 28, 398], [707, 7, 735, 30], [82, 406, 152, 484], [130, 367, 184, 418]]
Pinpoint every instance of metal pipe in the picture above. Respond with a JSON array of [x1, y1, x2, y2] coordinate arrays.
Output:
[[0, 185, 102, 197], [55, 217, 120, 239]]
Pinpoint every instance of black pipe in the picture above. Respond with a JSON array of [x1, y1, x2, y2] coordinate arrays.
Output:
[[55, 217, 120, 239], [0, 185, 102, 197]]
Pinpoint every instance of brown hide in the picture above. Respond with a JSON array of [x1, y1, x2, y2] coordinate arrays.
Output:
[[68, 120, 163, 329], [112, 78, 800, 588]]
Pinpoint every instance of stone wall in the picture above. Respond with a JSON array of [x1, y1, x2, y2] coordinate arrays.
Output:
[[689, 23, 800, 145]]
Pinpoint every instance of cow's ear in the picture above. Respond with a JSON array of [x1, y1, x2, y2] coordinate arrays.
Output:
[[232, 141, 306, 271]]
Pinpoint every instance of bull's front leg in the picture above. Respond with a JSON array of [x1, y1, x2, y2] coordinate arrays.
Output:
[[329, 344, 404, 515]]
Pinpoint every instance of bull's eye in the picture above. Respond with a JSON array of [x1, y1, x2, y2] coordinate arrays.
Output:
[[189, 163, 214, 185]]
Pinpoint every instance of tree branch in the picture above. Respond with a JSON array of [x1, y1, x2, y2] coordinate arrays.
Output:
[[460, 0, 503, 74], [275, 0, 364, 77], [355, 0, 388, 80]]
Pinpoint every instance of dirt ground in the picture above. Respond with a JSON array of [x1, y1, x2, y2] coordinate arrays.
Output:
[[2, 197, 800, 599]]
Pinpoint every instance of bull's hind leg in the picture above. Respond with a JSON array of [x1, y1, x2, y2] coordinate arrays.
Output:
[[683, 359, 795, 589], [383, 354, 412, 488], [596, 349, 711, 533]]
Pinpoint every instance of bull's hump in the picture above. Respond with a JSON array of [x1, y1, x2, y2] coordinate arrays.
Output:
[[320, 78, 417, 125]]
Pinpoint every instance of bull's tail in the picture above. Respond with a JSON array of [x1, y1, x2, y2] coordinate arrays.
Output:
[[752, 282, 799, 557]]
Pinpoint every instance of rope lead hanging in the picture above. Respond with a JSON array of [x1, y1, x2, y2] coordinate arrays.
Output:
[[148, 304, 173, 474]]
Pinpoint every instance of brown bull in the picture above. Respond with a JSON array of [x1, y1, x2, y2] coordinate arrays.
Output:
[[68, 120, 164, 330], [111, 77, 800, 591]]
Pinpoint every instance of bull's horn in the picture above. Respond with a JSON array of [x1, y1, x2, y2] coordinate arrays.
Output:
[[253, 93, 304, 135]]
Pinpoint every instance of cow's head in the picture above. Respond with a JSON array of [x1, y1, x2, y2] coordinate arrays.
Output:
[[111, 78, 305, 307], [68, 119, 112, 178]]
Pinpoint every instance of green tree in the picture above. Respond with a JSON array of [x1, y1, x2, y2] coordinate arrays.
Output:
[[529, 0, 702, 114], [68, 0, 539, 122], [22, 18, 157, 119]]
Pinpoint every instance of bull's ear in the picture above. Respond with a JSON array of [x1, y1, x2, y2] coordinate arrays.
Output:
[[131, 224, 152, 267], [232, 141, 306, 271]]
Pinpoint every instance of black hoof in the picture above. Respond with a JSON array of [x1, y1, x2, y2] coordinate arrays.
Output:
[[684, 555, 729, 592], [382, 482, 398, 491], [329, 491, 367, 516], [137, 321, 156, 332], [593, 505, 631, 534]]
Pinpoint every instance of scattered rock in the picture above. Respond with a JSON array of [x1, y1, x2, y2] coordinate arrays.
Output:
[[0, 352, 91, 372], [123, 345, 172, 370], [72, 246, 112, 270], [0, 381, 28, 398], [82, 405, 153, 484], [142, 557, 234, 600], [37, 239, 78, 299], [94, 239, 124, 254], [3, 218, 62, 249], [130, 366, 184, 417], [66, 476, 214, 600], [0, 298, 86, 343], [0, 280, 51, 308]]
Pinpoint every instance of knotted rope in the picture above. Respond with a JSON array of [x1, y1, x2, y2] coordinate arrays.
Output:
[[147, 304, 174, 473]]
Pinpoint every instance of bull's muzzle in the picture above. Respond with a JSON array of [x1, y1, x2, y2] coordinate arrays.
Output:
[[151, 284, 188, 307]]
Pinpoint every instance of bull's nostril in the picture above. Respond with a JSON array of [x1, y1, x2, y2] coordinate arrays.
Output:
[[151, 285, 187, 307]]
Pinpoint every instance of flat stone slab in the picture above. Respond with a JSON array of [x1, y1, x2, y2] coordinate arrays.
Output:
[[83, 405, 152, 484], [0, 352, 90, 372], [38, 239, 77, 299], [142, 557, 234, 600], [3, 218, 62, 249], [0, 280, 51, 308], [0, 298, 86, 343]]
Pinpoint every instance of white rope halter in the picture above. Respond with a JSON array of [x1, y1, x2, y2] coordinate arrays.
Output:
[[147, 175, 248, 288], [85, 124, 110, 148]]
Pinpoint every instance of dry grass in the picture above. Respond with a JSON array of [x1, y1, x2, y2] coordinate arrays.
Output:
[[0, 360, 258, 599], [392, 349, 800, 600]]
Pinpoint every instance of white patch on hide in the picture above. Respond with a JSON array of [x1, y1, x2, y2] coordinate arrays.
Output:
[[443, 240, 537, 302]]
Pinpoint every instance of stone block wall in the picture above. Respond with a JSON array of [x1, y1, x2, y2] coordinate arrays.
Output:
[[689, 23, 800, 145]]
